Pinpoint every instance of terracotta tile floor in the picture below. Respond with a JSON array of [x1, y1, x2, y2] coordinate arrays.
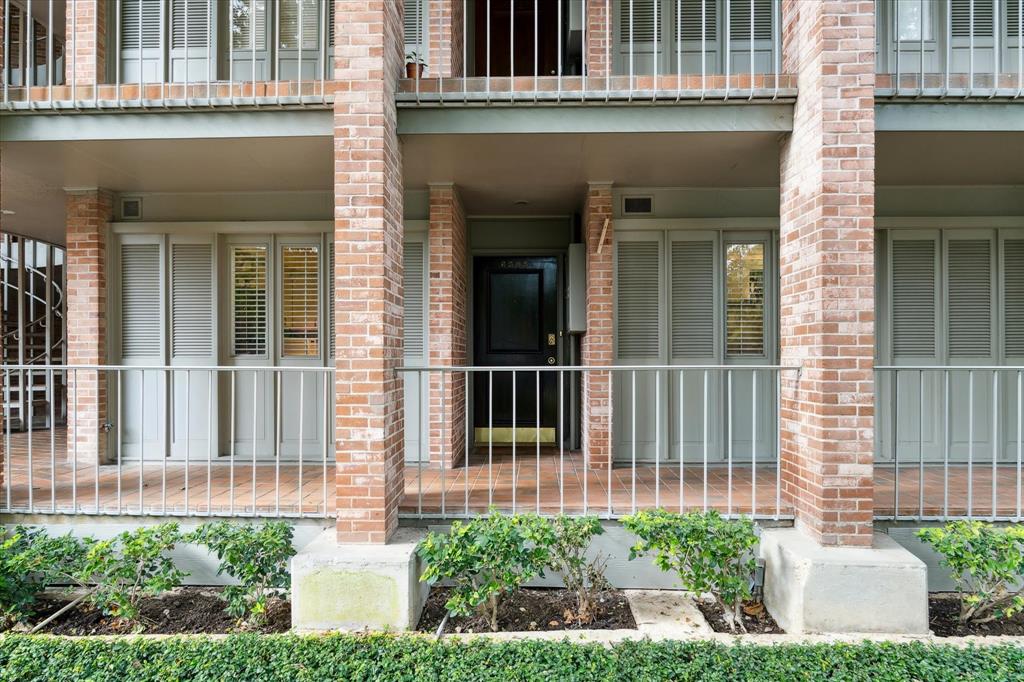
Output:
[[3, 428, 1021, 520]]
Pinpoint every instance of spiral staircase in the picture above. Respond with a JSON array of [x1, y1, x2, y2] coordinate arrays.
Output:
[[1, 233, 66, 431]]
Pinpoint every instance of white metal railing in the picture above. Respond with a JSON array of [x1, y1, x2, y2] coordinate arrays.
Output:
[[1, 0, 334, 110], [878, 0, 1024, 98], [874, 366, 1024, 522], [396, 365, 798, 520], [398, 0, 790, 103], [1, 364, 333, 518]]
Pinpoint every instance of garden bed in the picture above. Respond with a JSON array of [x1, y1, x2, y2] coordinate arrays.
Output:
[[696, 598, 784, 634], [416, 587, 636, 634], [929, 594, 1024, 637], [12, 587, 291, 636]]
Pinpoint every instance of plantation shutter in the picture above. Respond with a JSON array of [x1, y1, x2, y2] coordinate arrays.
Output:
[[170, 242, 214, 359], [670, 239, 715, 358], [891, 238, 937, 358], [121, 243, 162, 358], [616, 239, 662, 360], [947, 239, 993, 358], [728, 0, 773, 40], [232, 0, 268, 49], [231, 246, 269, 357], [678, 0, 718, 41], [404, 0, 426, 55], [1006, 240, 1024, 356], [951, 0, 995, 37], [327, 240, 335, 359], [280, 0, 321, 50], [121, 0, 161, 50], [621, 0, 658, 43], [281, 245, 320, 358], [170, 0, 210, 49], [1009, 0, 1023, 38], [328, 0, 336, 46], [403, 240, 425, 359]]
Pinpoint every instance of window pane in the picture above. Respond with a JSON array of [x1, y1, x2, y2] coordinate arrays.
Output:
[[725, 243, 765, 357], [279, 0, 320, 50], [281, 245, 320, 357], [232, 246, 268, 357], [232, 0, 267, 50], [897, 0, 934, 41]]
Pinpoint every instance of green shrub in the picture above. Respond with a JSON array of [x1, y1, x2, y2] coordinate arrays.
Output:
[[918, 521, 1024, 624], [1, 634, 1023, 682], [417, 510, 554, 632], [622, 509, 758, 632], [78, 523, 188, 630], [0, 528, 44, 628], [546, 516, 607, 624], [189, 521, 296, 627]]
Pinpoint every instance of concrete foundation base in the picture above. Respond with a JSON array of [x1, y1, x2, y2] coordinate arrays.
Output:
[[291, 527, 428, 631], [760, 528, 929, 635]]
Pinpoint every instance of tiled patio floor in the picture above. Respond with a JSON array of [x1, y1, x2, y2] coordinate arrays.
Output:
[[3, 428, 1021, 520]]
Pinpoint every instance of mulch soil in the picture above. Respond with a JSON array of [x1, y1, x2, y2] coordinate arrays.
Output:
[[417, 587, 637, 634], [929, 594, 1024, 637], [696, 598, 784, 634], [12, 588, 290, 635]]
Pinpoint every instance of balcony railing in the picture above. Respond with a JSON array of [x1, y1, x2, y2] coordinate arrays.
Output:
[[876, 0, 1024, 98]]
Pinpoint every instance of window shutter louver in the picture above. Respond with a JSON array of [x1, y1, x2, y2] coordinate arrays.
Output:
[[728, 0, 773, 40], [403, 241, 425, 358], [171, 0, 210, 49], [232, 0, 268, 49], [171, 243, 213, 358], [621, 0, 658, 43], [281, 245, 320, 357], [670, 240, 715, 357], [892, 239, 937, 357], [725, 243, 766, 357], [951, 0, 995, 37], [327, 241, 335, 359], [678, 0, 718, 41], [404, 0, 424, 47], [231, 246, 269, 357], [121, 0, 162, 50], [1009, 0, 1023, 37], [948, 240, 992, 358], [279, 0, 321, 49], [121, 243, 162, 358], [616, 241, 661, 359], [1005, 240, 1024, 356], [328, 0, 336, 46]]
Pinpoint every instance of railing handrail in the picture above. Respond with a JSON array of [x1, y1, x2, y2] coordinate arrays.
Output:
[[398, 364, 800, 372], [1, 364, 334, 372], [875, 365, 1024, 371]]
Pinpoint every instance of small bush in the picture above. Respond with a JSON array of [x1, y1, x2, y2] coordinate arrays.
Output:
[[417, 510, 554, 632], [0, 528, 44, 628], [622, 509, 758, 632], [78, 523, 188, 630], [546, 516, 607, 624], [189, 521, 296, 627], [918, 521, 1024, 624]]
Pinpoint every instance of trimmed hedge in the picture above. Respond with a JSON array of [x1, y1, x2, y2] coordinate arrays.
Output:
[[1, 635, 1023, 682]]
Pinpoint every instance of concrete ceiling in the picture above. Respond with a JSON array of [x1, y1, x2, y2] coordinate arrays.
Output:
[[876, 132, 1024, 185]]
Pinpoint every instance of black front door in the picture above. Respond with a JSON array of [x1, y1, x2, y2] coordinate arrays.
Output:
[[473, 256, 559, 440]]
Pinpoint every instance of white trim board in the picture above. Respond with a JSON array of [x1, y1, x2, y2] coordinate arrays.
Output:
[[111, 221, 332, 234]]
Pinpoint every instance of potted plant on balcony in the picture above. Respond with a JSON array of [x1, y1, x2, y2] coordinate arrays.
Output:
[[405, 52, 427, 79]]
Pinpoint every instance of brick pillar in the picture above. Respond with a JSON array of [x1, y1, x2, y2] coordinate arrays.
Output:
[[333, 0, 405, 545], [778, 0, 876, 547], [586, 0, 613, 79], [582, 183, 614, 469], [428, 184, 468, 469], [428, 0, 464, 77], [66, 189, 112, 465], [66, 0, 106, 88]]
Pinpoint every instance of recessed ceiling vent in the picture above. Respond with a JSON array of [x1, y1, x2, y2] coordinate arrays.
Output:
[[121, 197, 143, 221], [623, 195, 653, 215]]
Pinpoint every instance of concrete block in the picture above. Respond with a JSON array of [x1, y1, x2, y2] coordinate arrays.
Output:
[[760, 528, 929, 635], [291, 527, 428, 632]]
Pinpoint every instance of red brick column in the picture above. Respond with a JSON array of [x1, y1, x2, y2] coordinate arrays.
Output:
[[428, 184, 468, 469], [586, 0, 613, 79], [582, 183, 614, 469], [66, 0, 106, 88], [778, 0, 876, 547], [428, 0, 464, 77], [66, 189, 112, 465], [332, 1, 406, 545]]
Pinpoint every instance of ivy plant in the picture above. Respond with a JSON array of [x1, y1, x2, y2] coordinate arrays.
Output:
[[918, 521, 1024, 624], [189, 521, 296, 628], [622, 509, 758, 632], [417, 510, 555, 632], [546, 516, 608, 625]]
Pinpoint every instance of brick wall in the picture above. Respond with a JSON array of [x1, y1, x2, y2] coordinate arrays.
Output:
[[332, 0, 406, 545], [586, 0, 614, 79], [428, 0, 464, 77], [778, 0, 876, 547], [66, 189, 112, 466], [428, 184, 468, 468], [582, 183, 614, 469], [66, 0, 105, 87]]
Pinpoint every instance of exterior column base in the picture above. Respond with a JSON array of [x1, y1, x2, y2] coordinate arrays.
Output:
[[291, 528, 428, 631], [760, 528, 928, 635]]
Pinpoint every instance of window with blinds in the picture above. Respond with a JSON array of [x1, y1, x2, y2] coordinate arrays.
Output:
[[891, 239, 937, 358], [728, 0, 773, 40], [121, 243, 162, 358], [947, 240, 992, 358], [671, 240, 715, 357], [170, 0, 211, 49], [231, 246, 268, 357], [279, 0, 321, 50], [1006, 240, 1024, 356], [171, 243, 213, 358], [896, 0, 936, 41], [232, 0, 268, 49], [951, 0, 995, 37], [403, 241, 425, 358], [621, 0, 658, 44], [281, 245, 320, 357], [616, 241, 661, 359], [725, 243, 765, 357], [678, 0, 718, 41], [121, 0, 162, 50]]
